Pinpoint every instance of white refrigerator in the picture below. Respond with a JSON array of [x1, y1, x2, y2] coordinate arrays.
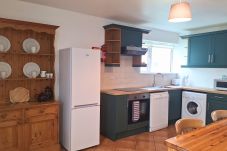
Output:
[[59, 48, 100, 151]]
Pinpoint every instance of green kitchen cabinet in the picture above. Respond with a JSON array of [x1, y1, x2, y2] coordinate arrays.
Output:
[[188, 35, 212, 66], [100, 93, 149, 140], [100, 93, 128, 140], [183, 30, 227, 68], [168, 90, 182, 124], [206, 93, 227, 124], [211, 32, 227, 66]]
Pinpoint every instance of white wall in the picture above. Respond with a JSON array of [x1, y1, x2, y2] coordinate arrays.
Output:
[[1, 0, 180, 98]]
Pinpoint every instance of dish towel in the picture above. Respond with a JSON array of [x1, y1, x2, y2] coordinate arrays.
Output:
[[132, 101, 140, 122]]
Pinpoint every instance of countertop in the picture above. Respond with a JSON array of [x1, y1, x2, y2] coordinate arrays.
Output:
[[101, 86, 227, 95], [165, 118, 227, 151]]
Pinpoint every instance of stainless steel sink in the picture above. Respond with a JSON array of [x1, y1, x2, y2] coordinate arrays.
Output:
[[141, 86, 169, 91]]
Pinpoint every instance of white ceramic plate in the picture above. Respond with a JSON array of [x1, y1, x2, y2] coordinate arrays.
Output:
[[0, 62, 12, 79], [23, 62, 40, 78], [0, 35, 11, 52], [22, 38, 40, 54]]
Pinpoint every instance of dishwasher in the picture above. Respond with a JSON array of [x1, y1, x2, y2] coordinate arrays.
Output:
[[149, 91, 169, 132]]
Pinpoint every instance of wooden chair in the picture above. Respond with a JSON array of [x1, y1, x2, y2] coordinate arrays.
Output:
[[175, 118, 205, 135], [211, 110, 227, 122]]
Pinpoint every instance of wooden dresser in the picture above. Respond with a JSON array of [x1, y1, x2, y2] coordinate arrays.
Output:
[[0, 102, 60, 151], [0, 18, 60, 151]]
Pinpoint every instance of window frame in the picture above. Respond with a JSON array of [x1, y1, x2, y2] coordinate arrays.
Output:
[[140, 41, 174, 74]]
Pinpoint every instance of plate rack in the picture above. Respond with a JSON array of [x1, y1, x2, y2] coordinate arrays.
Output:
[[0, 18, 58, 104]]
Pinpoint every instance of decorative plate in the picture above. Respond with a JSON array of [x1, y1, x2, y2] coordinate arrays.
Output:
[[0, 35, 11, 52], [0, 62, 12, 79], [10, 87, 30, 103], [22, 38, 40, 54], [23, 62, 40, 78]]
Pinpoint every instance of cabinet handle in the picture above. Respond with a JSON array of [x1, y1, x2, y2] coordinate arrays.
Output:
[[39, 109, 45, 114], [0, 113, 7, 119], [17, 120, 23, 125], [214, 96, 224, 99], [208, 54, 211, 63], [211, 54, 214, 63]]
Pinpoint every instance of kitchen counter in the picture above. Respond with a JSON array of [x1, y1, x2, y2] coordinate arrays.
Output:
[[165, 118, 227, 151], [101, 86, 227, 95]]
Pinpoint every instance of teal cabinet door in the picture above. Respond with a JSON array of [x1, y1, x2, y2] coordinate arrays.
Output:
[[115, 96, 128, 133], [168, 90, 182, 124], [211, 32, 227, 66], [100, 93, 128, 140], [188, 35, 212, 66], [206, 93, 227, 124]]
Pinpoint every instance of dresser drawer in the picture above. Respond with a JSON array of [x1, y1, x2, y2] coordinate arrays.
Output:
[[0, 110, 22, 122], [25, 105, 58, 118]]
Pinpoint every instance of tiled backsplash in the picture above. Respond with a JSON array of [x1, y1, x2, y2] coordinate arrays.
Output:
[[101, 56, 177, 90]]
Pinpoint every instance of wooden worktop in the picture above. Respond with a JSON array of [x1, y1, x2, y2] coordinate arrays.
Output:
[[165, 119, 227, 151], [101, 86, 227, 95]]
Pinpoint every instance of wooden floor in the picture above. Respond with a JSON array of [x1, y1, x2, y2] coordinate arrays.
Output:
[[63, 125, 176, 151]]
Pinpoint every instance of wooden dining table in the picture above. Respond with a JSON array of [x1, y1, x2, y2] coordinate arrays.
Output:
[[165, 119, 227, 151]]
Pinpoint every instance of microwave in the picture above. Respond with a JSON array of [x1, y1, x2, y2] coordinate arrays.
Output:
[[214, 79, 227, 90]]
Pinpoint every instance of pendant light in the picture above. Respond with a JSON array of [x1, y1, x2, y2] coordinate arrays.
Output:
[[168, 0, 192, 23]]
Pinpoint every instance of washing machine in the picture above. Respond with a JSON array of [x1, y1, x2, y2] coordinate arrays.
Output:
[[182, 91, 207, 123]]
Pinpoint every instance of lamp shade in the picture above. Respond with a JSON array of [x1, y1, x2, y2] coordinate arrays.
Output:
[[168, 2, 192, 22]]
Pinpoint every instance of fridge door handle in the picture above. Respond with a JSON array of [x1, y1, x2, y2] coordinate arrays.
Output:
[[73, 103, 99, 109]]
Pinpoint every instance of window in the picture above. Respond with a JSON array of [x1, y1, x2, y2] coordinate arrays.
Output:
[[141, 41, 173, 73]]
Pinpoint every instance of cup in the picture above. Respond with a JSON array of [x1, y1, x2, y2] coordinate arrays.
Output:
[[31, 46, 36, 53], [40, 71, 47, 78], [31, 71, 37, 78], [0, 71, 7, 79], [0, 44, 4, 52], [49, 73, 53, 78], [46, 73, 50, 78]]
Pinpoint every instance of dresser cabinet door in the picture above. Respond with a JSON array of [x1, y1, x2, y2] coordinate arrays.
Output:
[[0, 110, 23, 151], [24, 106, 60, 151]]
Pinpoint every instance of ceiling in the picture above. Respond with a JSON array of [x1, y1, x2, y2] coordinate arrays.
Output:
[[19, 0, 227, 34]]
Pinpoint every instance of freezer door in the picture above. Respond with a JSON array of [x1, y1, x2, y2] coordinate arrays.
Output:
[[71, 48, 100, 107], [71, 105, 100, 151]]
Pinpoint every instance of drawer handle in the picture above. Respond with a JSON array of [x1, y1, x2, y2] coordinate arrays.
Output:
[[214, 96, 224, 99], [17, 120, 23, 125], [39, 109, 45, 114], [0, 113, 7, 119]]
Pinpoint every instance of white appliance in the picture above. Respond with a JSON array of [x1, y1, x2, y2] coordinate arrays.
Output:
[[182, 91, 207, 123], [59, 48, 100, 151], [149, 92, 169, 132], [214, 79, 227, 91]]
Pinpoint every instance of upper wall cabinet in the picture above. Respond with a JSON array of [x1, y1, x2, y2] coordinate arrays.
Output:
[[182, 30, 227, 68], [103, 24, 150, 67]]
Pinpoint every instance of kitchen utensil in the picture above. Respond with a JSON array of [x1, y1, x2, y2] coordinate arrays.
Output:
[[22, 38, 40, 53], [23, 62, 40, 78], [9, 87, 30, 103], [0, 35, 11, 52], [0, 62, 12, 79]]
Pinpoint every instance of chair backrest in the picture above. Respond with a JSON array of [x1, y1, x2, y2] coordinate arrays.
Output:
[[175, 118, 205, 135], [211, 110, 227, 122]]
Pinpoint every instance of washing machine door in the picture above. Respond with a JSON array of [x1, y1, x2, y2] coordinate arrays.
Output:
[[186, 101, 202, 116]]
